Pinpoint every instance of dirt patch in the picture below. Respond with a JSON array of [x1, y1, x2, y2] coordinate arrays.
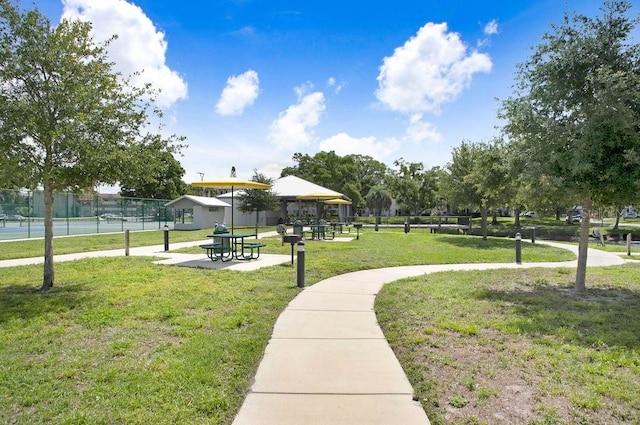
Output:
[[416, 329, 580, 424]]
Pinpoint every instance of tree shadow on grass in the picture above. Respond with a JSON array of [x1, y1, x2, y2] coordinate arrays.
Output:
[[0, 282, 93, 324], [435, 234, 515, 251], [474, 284, 640, 350]]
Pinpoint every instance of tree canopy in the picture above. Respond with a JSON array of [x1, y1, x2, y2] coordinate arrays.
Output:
[[501, 0, 640, 291], [0, 1, 185, 290], [237, 170, 279, 234], [281, 151, 388, 211], [120, 150, 189, 199], [386, 158, 440, 216]]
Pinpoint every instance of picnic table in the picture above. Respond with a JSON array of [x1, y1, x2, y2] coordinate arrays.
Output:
[[308, 224, 334, 240], [331, 222, 349, 233], [201, 233, 265, 261]]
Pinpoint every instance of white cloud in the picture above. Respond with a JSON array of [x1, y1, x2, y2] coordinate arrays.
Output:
[[215, 69, 260, 116], [375, 22, 492, 115], [61, 0, 187, 108], [267, 85, 326, 150], [294, 81, 315, 98], [484, 19, 499, 35], [326, 76, 344, 94], [256, 162, 288, 180], [231, 25, 256, 37], [319, 133, 397, 160], [405, 114, 443, 144]]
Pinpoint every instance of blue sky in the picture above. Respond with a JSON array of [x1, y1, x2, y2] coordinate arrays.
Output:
[[37, 0, 616, 186]]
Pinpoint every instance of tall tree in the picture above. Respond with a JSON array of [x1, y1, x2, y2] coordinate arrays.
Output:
[[281, 151, 388, 212], [365, 185, 392, 218], [237, 171, 279, 235], [501, 0, 640, 291], [440, 141, 482, 211], [120, 150, 189, 199], [281, 151, 347, 191], [441, 141, 510, 240], [0, 2, 185, 290], [348, 154, 388, 211], [387, 159, 439, 216]]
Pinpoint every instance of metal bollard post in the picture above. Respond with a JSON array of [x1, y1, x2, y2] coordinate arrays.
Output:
[[125, 229, 130, 256], [296, 241, 305, 288], [627, 232, 632, 256], [404, 221, 410, 234], [531, 227, 536, 244], [163, 225, 169, 251], [515, 232, 522, 264]]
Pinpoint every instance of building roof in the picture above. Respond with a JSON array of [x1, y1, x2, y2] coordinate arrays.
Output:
[[214, 175, 348, 201], [165, 195, 230, 209]]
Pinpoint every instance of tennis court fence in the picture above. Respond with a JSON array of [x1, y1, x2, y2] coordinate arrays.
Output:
[[0, 189, 173, 240]]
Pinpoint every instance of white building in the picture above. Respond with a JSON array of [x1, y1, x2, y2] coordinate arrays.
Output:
[[164, 195, 229, 230]]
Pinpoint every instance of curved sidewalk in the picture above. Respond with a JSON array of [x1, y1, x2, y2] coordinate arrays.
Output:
[[231, 243, 627, 425]]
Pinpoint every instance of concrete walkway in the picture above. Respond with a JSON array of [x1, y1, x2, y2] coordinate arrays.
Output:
[[231, 242, 628, 425], [0, 237, 630, 424]]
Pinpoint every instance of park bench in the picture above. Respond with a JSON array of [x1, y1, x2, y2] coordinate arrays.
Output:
[[240, 242, 267, 259], [200, 242, 230, 261]]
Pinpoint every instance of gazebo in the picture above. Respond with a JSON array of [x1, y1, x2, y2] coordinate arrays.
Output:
[[217, 175, 350, 226]]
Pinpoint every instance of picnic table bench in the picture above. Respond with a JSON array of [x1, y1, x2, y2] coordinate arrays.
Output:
[[240, 242, 266, 259], [200, 237, 266, 261], [200, 242, 231, 261]]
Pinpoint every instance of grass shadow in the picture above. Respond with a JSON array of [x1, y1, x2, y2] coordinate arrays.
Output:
[[474, 283, 640, 350], [0, 280, 95, 324], [435, 233, 515, 250]]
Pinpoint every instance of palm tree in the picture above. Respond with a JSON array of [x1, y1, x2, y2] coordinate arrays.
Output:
[[365, 185, 392, 227]]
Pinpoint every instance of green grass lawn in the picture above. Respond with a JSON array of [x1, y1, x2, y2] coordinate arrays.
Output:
[[0, 229, 637, 424], [377, 265, 640, 424]]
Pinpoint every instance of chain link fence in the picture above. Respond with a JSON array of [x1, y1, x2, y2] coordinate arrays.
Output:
[[0, 189, 173, 240]]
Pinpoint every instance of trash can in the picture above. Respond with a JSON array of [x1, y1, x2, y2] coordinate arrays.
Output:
[[213, 223, 230, 253], [293, 220, 304, 236]]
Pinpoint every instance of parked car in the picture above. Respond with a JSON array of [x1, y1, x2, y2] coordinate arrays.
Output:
[[100, 213, 125, 221], [8, 214, 25, 221], [623, 211, 638, 219], [522, 211, 536, 218]]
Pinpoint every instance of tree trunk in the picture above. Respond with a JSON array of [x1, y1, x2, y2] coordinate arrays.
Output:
[[575, 198, 591, 293], [42, 186, 55, 291], [481, 205, 488, 240], [255, 210, 259, 235], [613, 206, 621, 230], [514, 207, 521, 229]]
